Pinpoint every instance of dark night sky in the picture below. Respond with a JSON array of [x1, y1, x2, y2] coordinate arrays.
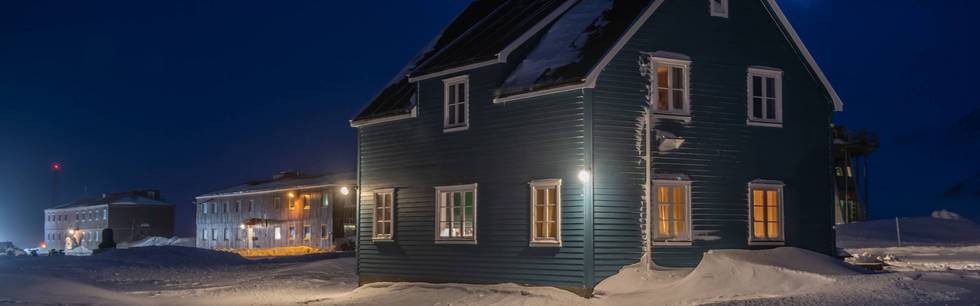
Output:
[[1, 0, 977, 248]]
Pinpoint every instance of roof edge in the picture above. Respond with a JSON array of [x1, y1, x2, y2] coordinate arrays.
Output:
[[351, 105, 417, 128], [766, 0, 844, 112]]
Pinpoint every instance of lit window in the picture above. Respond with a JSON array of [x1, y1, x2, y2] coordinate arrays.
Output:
[[274, 227, 282, 240], [648, 56, 691, 116], [749, 180, 784, 243], [846, 166, 853, 177], [835, 167, 843, 177], [303, 195, 311, 210], [653, 180, 692, 244], [303, 225, 311, 241], [373, 189, 395, 241], [288, 226, 296, 241], [710, 0, 729, 18], [435, 184, 477, 243], [443, 75, 469, 132], [323, 193, 329, 207], [289, 198, 297, 210], [747, 67, 783, 126], [530, 179, 561, 246]]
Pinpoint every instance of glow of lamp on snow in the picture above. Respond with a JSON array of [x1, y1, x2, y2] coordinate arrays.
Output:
[[577, 169, 591, 183], [340, 186, 350, 196]]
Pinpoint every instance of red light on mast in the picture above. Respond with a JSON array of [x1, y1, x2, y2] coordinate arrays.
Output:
[[51, 162, 61, 171]]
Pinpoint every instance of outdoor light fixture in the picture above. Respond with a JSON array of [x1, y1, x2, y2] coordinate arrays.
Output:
[[578, 169, 591, 183], [288, 192, 295, 198], [68, 229, 75, 235], [239, 224, 246, 229], [340, 186, 350, 196]]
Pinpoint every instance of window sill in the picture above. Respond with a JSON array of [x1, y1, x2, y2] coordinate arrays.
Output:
[[746, 120, 783, 128], [372, 237, 394, 243], [748, 240, 785, 246], [435, 239, 477, 245], [653, 113, 692, 122], [443, 126, 469, 133], [652, 241, 693, 247], [529, 241, 562, 248]]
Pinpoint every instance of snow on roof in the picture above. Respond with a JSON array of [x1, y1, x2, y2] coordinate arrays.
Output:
[[50, 190, 170, 210], [501, 0, 615, 92], [197, 171, 355, 199]]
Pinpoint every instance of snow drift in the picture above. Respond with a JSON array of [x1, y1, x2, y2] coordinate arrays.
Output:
[[0, 241, 24, 256], [118, 236, 195, 249], [595, 247, 863, 305], [94, 246, 248, 267]]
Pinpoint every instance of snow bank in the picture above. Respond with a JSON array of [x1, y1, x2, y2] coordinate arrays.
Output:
[[118, 236, 195, 249], [65, 246, 92, 256], [0, 242, 25, 256], [595, 247, 862, 305], [94, 246, 248, 267], [837, 214, 980, 248]]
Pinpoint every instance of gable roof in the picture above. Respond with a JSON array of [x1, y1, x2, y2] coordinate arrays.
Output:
[[352, 0, 843, 127], [196, 171, 355, 200], [50, 190, 170, 210]]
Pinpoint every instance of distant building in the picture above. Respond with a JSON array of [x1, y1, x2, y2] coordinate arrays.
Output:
[[194, 172, 356, 250], [44, 190, 175, 250]]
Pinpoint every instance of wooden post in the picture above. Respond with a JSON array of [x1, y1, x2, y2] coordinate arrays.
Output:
[[895, 217, 902, 247]]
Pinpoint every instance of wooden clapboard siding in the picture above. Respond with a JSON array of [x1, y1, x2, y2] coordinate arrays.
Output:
[[357, 65, 591, 289], [591, 0, 835, 273]]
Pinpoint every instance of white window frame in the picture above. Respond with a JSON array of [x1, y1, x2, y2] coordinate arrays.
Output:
[[710, 0, 729, 18], [746, 67, 784, 127], [442, 75, 470, 132], [434, 183, 478, 244], [288, 225, 296, 241], [372, 189, 395, 241], [747, 180, 785, 245], [648, 56, 692, 118], [652, 180, 693, 245], [303, 225, 311, 241], [274, 227, 282, 240], [529, 179, 562, 247]]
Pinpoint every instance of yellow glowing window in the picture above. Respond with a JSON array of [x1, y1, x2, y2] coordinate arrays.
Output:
[[749, 182, 783, 242], [653, 181, 691, 243], [530, 179, 561, 246]]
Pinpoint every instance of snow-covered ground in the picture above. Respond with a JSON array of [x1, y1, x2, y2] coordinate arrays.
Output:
[[1, 213, 978, 305]]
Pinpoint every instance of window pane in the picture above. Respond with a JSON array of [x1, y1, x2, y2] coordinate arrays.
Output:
[[536, 205, 546, 223], [449, 86, 456, 105], [672, 67, 684, 89], [657, 66, 668, 88], [673, 221, 684, 237], [457, 101, 466, 124], [753, 206, 765, 222], [447, 105, 456, 125], [766, 77, 775, 97], [536, 189, 546, 207], [753, 222, 766, 238], [767, 222, 779, 238], [549, 222, 558, 238], [536, 222, 546, 238], [753, 76, 762, 96], [672, 89, 684, 110], [752, 190, 765, 206], [458, 83, 466, 103], [766, 98, 776, 119], [753, 98, 763, 118], [547, 188, 557, 205], [547, 205, 557, 223], [657, 89, 669, 111]]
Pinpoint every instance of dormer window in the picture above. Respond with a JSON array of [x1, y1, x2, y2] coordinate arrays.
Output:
[[710, 0, 729, 18], [443, 75, 469, 132]]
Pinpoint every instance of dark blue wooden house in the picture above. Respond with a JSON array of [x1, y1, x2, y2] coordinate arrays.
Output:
[[350, 0, 843, 295]]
